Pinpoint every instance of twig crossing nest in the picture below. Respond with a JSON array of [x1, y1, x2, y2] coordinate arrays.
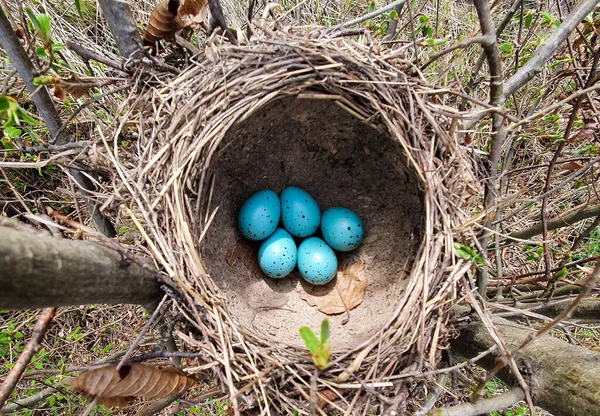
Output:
[[105, 32, 477, 414]]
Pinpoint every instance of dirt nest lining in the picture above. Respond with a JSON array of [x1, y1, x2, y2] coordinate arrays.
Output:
[[206, 95, 425, 349], [108, 34, 477, 412]]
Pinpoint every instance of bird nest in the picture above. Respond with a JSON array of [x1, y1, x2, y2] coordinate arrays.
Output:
[[103, 33, 478, 414]]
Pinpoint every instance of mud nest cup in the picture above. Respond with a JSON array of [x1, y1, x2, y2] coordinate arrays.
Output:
[[109, 34, 477, 412]]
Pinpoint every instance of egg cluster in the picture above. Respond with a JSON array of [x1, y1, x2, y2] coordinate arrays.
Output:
[[237, 187, 364, 285]]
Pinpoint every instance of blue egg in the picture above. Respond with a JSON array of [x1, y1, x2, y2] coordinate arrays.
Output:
[[280, 187, 321, 237], [238, 190, 280, 241], [258, 228, 297, 278], [321, 207, 364, 252], [297, 237, 338, 285]]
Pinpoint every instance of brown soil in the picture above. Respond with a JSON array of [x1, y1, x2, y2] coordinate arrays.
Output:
[[201, 96, 425, 350]]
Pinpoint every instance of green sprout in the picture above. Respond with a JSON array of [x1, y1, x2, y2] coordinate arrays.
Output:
[[453, 242, 485, 265], [299, 319, 330, 370]]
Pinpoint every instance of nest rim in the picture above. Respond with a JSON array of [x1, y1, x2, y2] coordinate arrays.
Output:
[[105, 33, 478, 413]]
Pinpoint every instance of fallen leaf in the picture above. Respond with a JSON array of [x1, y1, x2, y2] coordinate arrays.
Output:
[[316, 389, 339, 409], [64, 363, 195, 408], [143, 0, 207, 46], [58, 75, 97, 99], [560, 161, 584, 171], [568, 120, 598, 144], [297, 260, 367, 314]]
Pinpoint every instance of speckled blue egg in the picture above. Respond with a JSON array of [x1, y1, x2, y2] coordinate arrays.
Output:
[[280, 187, 321, 238], [258, 228, 297, 278], [297, 237, 338, 285], [238, 190, 280, 241], [321, 207, 364, 252]]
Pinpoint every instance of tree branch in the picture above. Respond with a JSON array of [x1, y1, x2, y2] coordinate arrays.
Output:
[[0, 218, 162, 309], [96, 0, 144, 59], [0, 6, 116, 237], [473, 0, 505, 296], [335, 0, 408, 29], [0, 308, 56, 408], [1, 386, 58, 413], [504, 0, 600, 97], [452, 315, 600, 416], [507, 202, 600, 241], [425, 387, 525, 416], [0, 7, 66, 144]]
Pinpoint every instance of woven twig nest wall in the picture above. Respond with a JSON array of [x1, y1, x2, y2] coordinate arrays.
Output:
[[106, 33, 477, 414]]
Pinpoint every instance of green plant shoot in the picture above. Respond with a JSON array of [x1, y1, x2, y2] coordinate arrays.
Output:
[[453, 242, 484, 265], [0, 95, 41, 127], [24, 7, 52, 48], [299, 319, 330, 370]]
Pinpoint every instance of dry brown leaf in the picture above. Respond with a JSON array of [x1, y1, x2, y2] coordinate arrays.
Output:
[[53, 85, 66, 101], [560, 161, 584, 171], [58, 75, 96, 100], [178, 0, 207, 25], [568, 120, 598, 144], [143, 0, 207, 46], [297, 260, 367, 314], [64, 363, 196, 407], [316, 389, 339, 409]]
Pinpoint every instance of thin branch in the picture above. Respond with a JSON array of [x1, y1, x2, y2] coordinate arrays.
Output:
[[491, 155, 600, 226], [473, 0, 505, 296], [0, 6, 66, 144], [504, 0, 600, 97], [508, 83, 600, 131], [473, 263, 600, 397], [0, 308, 56, 408], [1, 386, 58, 413], [507, 203, 600, 241], [66, 41, 124, 72], [382, 1, 406, 42], [426, 387, 525, 416], [422, 35, 490, 70], [416, 372, 449, 415], [18, 141, 90, 154], [571, 214, 600, 252], [334, 0, 408, 29]]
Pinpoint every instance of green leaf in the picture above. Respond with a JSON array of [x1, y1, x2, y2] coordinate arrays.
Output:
[[24, 8, 51, 44], [74, 0, 83, 18], [524, 13, 533, 29], [540, 11, 553, 25], [0, 95, 14, 111], [389, 10, 398, 20], [453, 243, 484, 265], [299, 326, 319, 355], [16, 108, 41, 126], [35, 47, 48, 59], [4, 126, 21, 138], [553, 267, 568, 281], [1, 137, 13, 149], [320, 319, 329, 345], [499, 42, 513, 54], [102, 343, 115, 353]]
